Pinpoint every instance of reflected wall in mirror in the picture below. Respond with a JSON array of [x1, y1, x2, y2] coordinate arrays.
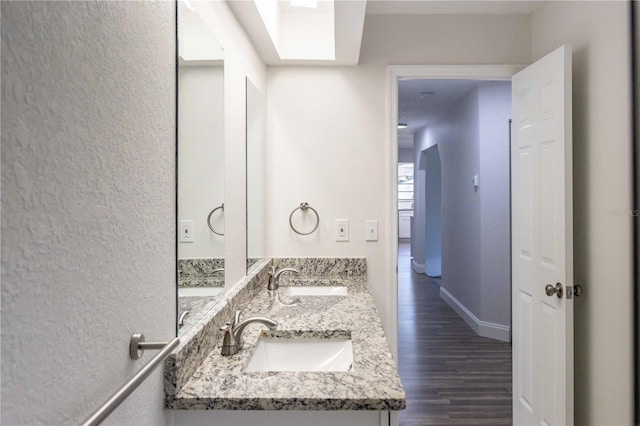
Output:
[[246, 77, 267, 273], [177, 0, 225, 335]]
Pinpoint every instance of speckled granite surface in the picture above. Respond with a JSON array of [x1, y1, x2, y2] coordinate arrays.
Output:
[[166, 258, 271, 404], [178, 276, 224, 288], [178, 258, 224, 287], [177, 258, 226, 336], [178, 294, 224, 336], [272, 257, 367, 277], [165, 257, 405, 411]]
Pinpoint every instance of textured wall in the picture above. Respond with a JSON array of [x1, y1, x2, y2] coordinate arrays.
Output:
[[532, 2, 634, 424], [1, 2, 175, 424]]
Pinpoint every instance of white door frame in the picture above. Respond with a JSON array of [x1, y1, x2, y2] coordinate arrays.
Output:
[[385, 64, 526, 359]]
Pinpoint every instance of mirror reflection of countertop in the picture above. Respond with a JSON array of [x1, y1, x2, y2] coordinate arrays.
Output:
[[177, 278, 225, 336], [169, 275, 405, 411]]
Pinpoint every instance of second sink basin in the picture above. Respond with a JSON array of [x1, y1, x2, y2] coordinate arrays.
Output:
[[245, 337, 353, 372], [281, 286, 348, 296]]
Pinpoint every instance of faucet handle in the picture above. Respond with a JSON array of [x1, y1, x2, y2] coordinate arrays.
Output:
[[219, 321, 236, 355], [219, 322, 231, 343]]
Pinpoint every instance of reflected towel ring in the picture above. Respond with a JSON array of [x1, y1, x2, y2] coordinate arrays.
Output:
[[289, 202, 319, 235], [207, 203, 224, 236]]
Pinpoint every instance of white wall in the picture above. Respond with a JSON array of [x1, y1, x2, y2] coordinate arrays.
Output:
[[247, 78, 268, 261], [478, 82, 512, 328], [267, 65, 389, 311], [398, 148, 413, 163], [178, 2, 223, 62], [413, 82, 511, 337], [267, 14, 531, 335], [531, 2, 633, 424], [360, 14, 531, 66], [178, 66, 225, 259], [417, 88, 483, 315], [423, 144, 442, 277], [1, 2, 175, 424], [412, 133, 430, 272]]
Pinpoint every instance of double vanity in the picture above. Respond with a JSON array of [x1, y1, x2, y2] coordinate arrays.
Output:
[[165, 258, 405, 424], [173, 4, 403, 424]]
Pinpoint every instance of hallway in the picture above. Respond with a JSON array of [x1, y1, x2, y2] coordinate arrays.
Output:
[[397, 243, 512, 425]]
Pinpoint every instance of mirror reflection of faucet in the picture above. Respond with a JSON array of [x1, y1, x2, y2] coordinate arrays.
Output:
[[178, 311, 190, 328], [220, 310, 278, 356], [269, 290, 300, 307]]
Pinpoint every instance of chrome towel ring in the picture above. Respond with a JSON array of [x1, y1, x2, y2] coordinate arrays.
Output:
[[289, 202, 319, 235], [207, 203, 224, 236]]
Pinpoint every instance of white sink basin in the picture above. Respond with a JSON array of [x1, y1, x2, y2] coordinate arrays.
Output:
[[281, 286, 348, 297], [245, 337, 353, 372], [178, 287, 223, 297]]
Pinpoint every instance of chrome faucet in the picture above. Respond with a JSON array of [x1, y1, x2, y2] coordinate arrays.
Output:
[[220, 310, 278, 356], [268, 266, 300, 290]]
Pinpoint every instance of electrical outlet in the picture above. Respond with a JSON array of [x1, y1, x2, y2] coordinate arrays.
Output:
[[336, 219, 349, 241], [179, 220, 194, 243]]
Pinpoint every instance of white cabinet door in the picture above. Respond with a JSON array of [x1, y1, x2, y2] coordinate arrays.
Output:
[[398, 211, 412, 239]]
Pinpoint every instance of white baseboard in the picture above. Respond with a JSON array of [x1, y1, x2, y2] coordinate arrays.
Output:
[[439, 287, 511, 342], [411, 260, 425, 274]]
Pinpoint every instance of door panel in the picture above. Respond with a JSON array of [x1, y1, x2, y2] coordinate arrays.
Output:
[[512, 45, 573, 426]]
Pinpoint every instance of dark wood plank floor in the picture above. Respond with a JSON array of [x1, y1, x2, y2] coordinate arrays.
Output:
[[397, 243, 513, 426]]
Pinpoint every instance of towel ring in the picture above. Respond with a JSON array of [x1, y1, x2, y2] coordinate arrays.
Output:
[[289, 202, 319, 235], [207, 203, 224, 236]]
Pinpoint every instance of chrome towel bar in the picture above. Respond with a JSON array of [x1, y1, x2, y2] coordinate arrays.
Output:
[[81, 334, 179, 426], [207, 203, 224, 235], [289, 202, 320, 235]]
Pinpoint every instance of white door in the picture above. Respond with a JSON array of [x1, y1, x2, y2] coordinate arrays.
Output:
[[511, 45, 573, 425]]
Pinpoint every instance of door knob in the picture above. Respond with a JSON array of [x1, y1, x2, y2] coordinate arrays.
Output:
[[545, 283, 563, 298]]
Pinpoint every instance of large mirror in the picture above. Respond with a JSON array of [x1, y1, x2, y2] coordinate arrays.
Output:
[[246, 77, 267, 273], [177, 0, 225, 335]]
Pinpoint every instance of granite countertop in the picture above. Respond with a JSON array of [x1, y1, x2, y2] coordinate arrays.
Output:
[[170, 277, 406, 411]]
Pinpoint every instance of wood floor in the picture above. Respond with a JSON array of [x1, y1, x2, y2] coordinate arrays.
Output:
[[397, 243, 513, 426]]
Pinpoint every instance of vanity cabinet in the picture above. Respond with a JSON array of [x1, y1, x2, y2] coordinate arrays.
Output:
[[175, 410, 389, 426]]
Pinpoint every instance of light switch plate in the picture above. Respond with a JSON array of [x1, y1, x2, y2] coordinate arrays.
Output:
[[179, 220, 194, 243], [365, 220, 378, 241], [336, 219, 349, 241]]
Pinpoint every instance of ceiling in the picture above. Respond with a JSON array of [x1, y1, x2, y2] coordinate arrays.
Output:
[[366, 0, 542, 15], [227, 0, 539, 148], [377, 1, 540, 150], [228, 0, 367, 65], [228, 1, 542, 65], [397, 79, 481, 149]]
